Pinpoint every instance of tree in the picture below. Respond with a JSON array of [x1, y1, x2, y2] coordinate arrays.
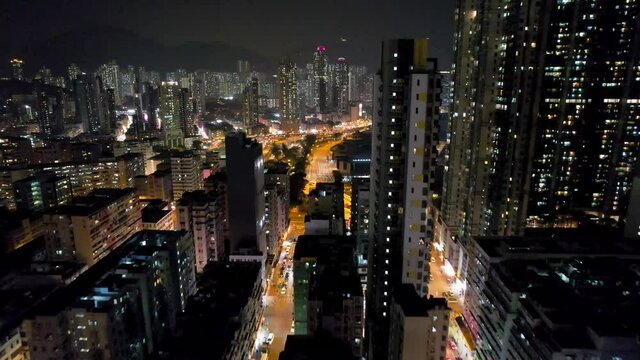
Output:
[[290, 172, 307, 205]]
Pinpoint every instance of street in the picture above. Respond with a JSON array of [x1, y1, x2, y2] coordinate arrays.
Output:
[[256, 138, 341, 359], [428, 248, 474, 360], [304, 139, 342, 194]]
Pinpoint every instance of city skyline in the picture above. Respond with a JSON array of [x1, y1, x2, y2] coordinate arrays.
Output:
[[1, 1, 639, 360], [0, 0, 455, 73]]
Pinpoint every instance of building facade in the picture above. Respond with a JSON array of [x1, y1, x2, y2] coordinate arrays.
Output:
[[170, 151, 202, 200], [277, 60, 299, 131], [367, 38, 443, 359], [225, 132, 266, 255], [388, 285, 450, 360], [43, 188, 142, 265], [178, 190, 226, 272]]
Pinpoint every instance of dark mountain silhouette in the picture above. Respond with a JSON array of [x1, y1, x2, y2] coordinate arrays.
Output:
[[1, 26, 272, 75]]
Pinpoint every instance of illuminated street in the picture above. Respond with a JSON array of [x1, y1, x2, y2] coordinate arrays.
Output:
[[428, 248, 474, 360], [305, 139, 342, 193], [259, 207, 305, 359], [256, 137, 343, 359]]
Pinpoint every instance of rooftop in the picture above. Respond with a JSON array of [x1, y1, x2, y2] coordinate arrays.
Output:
[[279, 334, 358, 360], [293, 235, 355, 262], [475, 228, 640, 260], [142, 208, 171, 223], [45, 188, 135, 216], [265, 161, 290, 175], [394, 284, 448, 317], [475, 229, 640, 355], [165, 261, 261, 359]]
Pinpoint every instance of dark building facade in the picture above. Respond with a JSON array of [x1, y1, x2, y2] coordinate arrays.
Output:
[[225, 132, 266, 255]]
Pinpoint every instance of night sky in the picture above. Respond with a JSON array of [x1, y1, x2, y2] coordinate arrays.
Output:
[[1, 0, 454, 72]]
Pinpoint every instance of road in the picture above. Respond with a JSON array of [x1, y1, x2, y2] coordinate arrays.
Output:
[[256, 138, 341, 359], [428, 248, 474, 360], [304, 140, 342, 194], [258, 207, 305, 359]]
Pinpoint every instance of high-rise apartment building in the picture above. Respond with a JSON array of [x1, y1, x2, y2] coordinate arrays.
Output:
[[351, 177, 370, 287], [313, 45, 329, 111], [67, 63, 81, 82], [528, 0, 640, 224], [191, 71, 206, 116], [170, 151, 202, 200], [442, 0, 640, 279], [265, 161, 291, 225], [74, 73, 101, 133], [333, 57, 349, 113], [278, 60, 299, 131], [14, 172, 72, 211], [367, 39, 442, 359], [177, 190, 226, 272], [159, 81, 185, 133], [225, 132, 266, 255], [97, 61, 122, 105], [0, 153, 145, 210], [22, 230, 197, 360], [34, 67, 52, 85], [10, 58, 24, 81], [243, 77, 260, 130], [43, 188, 142, 265], [34, 82, 65, 136]]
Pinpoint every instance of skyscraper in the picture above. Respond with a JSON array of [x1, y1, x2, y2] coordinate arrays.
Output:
[[442, 0, 640, 279], [528, 0, 640, 224], [97, 61, 122, 105], [170, 150, 203, 200], [313, 45, 329, 111], [10, 58, 24, 81], [67, 63, 81, 82], [277, 60, 299, 131], [367, 39, 443, 359], [159, 81, 186, 134], [179, 88, 194, 136], [74, 73, 102, 133], [243, 77, 260, 130], [34, 81, 65, 135], [225, 132, 266, 256], [34, 67, 53, 85], [333, 57, 349, 113], [191, 71, 206, 116]]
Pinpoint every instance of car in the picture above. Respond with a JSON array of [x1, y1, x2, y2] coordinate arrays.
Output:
[[280, 287, 287, 295], [449, 340, 457, 351], [267, 333, 275, 344]]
